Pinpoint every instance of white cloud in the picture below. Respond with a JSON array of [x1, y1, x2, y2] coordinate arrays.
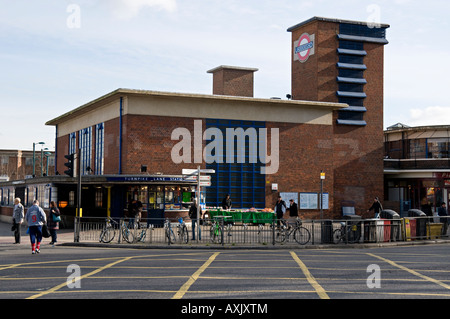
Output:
[[407, 106, 450, 127], [108, 0, 177, 20]]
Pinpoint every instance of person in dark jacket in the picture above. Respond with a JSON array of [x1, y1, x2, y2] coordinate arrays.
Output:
[[289, 199, 298, 217], [367, 197, 383, 218], [12, 198, 24, 244], [221, 194, 232, 210], [47, 201, 61, 245], [438, 202, 448, 235], [189, 199, 202, 240]]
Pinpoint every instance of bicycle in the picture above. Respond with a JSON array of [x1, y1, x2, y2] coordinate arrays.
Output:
[[134, 225, 149, 243], [120, 219, 135, 243], [210, 216, 233, 244], [164, 218, 176, 244], [210, 218, 223, 244], [274, 218, 311, 245], [176, 217, 189, 244], [99, 217, 117, 243], [333, 221, 361, 244]]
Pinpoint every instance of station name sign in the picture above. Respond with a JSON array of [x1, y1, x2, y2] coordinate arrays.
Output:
[[106, 176, 189, 183]]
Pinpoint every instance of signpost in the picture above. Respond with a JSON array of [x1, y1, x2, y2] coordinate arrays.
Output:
[[182, 168, 215, 242], [320, 170, 325, 220]]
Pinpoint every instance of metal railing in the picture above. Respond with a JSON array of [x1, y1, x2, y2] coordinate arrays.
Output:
[[73, 216, 450, 246]]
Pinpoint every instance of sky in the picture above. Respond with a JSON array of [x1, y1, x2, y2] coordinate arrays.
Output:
[[1, 0, 449, 151]]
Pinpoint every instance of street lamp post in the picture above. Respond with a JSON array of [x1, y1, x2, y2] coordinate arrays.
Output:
[[41, 147, 48, 177], [32, 142, 45, 177]]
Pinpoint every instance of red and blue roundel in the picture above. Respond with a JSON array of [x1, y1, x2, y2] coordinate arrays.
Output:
[[294, 33, 315, 63]]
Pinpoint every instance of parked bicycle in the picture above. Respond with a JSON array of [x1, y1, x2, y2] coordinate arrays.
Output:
[[333, 221, 361, 244], [99, 217, 117, 243], [210, 216, 233, 244], [210, 218, 223, 243], [274, 218, 311, 245], [164, 218, 176, 244], [134, 226, 148, 243], [176, 217, 189, 244]]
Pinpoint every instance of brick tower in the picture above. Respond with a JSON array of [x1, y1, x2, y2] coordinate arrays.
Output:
[[287, 17, 390, 217]]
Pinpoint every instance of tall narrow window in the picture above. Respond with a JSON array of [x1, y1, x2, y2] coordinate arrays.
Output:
[[69, 132, 77, 155], [95, 123, 104, 175], [78, 127, 92, 176]]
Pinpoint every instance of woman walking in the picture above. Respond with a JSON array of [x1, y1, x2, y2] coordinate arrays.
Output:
[[48, 201, 61, 245]]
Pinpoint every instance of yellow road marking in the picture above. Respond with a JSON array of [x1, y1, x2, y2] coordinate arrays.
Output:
[[26, 256, 133, 299], [172, 252, 220, 299], [367, 253, 450, 290], [290, 251, 330, 299]]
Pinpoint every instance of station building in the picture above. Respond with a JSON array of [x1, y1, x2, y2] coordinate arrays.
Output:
[[384, 123, 450, 216], [0, 17, 390, 223]]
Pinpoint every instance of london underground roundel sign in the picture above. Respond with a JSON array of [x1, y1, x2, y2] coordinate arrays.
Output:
[[294, 33, 315, 63]]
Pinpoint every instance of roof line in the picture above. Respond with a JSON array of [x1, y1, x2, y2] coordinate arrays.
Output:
[[45, 88, 348, 126]]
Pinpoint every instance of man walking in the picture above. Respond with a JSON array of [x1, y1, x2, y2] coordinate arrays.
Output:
[[25, 200, 47, 254], [12, 198, 24, 244]]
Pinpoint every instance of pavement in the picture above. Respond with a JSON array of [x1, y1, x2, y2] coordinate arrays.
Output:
[[0, 221, 75, 248], [2, 221, 450, 251]]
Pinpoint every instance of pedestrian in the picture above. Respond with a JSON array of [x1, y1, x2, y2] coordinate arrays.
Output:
[[274, 195, 287, 225], [25, 200, 47, 254], [12, 198, 24, 244], [189, 198, 202, 240], [437, 202, 448, 235], [289, 199, 298, 217], [48, 201, 61, 245], [135, 200, 143, 229], [221, 194, 232, 210], [421, 199, 433, 218], [367, 197, 383, 218]]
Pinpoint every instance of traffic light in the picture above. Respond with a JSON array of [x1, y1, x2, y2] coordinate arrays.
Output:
[[64, 154, 76, 177]]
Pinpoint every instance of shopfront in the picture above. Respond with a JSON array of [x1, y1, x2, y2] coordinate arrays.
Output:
[[0, 175, 198, 224], [385, 175, 450, 217]]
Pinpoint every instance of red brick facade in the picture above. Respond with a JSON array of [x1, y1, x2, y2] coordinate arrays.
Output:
[[289, 18, 386, 217]]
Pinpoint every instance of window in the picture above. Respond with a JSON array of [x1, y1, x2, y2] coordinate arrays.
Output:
[[409, 139, 426, 159], [79, 127, 92, 175], [95, 123, 105, 175], [95, 188, 103, 208], [69, 132, 77, 155], [427, 138, 450, 158], [205, 119, 266, 209]]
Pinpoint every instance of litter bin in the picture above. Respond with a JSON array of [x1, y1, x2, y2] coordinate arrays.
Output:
[[408, 209, 427, 239], [380, 210, 401, 241], [343, 215, 362, 243], [321, 220, 333, 244]]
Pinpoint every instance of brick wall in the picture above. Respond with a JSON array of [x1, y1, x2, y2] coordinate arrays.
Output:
[[121, 115, 206, 175], [209, 66, 256, 97], [265, 122, 336, 218], [290, 19, 385, 218]]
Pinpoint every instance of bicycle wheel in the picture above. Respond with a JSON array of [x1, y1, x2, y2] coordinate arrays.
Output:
[[294, 227, 311, 245], [122, 228, 135, 243], [99, 227, 115, 243], [333, 229, 343, 244], [210, 225, 222, 244], [181, 226, 189, 244], [275, 228, 286, 243], [347, 226, 361, 243], [166, 228, 176, 244]]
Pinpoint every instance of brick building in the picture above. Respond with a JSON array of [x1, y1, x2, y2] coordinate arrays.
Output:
[[384, 124, 450, 216], [0, 149, 55, 182], [0, 16, 389, 221]]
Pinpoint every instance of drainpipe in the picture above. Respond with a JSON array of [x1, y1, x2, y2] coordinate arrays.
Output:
[[119, 97, 123, 175]]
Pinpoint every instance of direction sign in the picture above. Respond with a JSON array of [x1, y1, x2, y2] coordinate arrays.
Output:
[[199, 181, 211, 187], [188, 175, 211, 181], [182, 169, 215, 175]]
